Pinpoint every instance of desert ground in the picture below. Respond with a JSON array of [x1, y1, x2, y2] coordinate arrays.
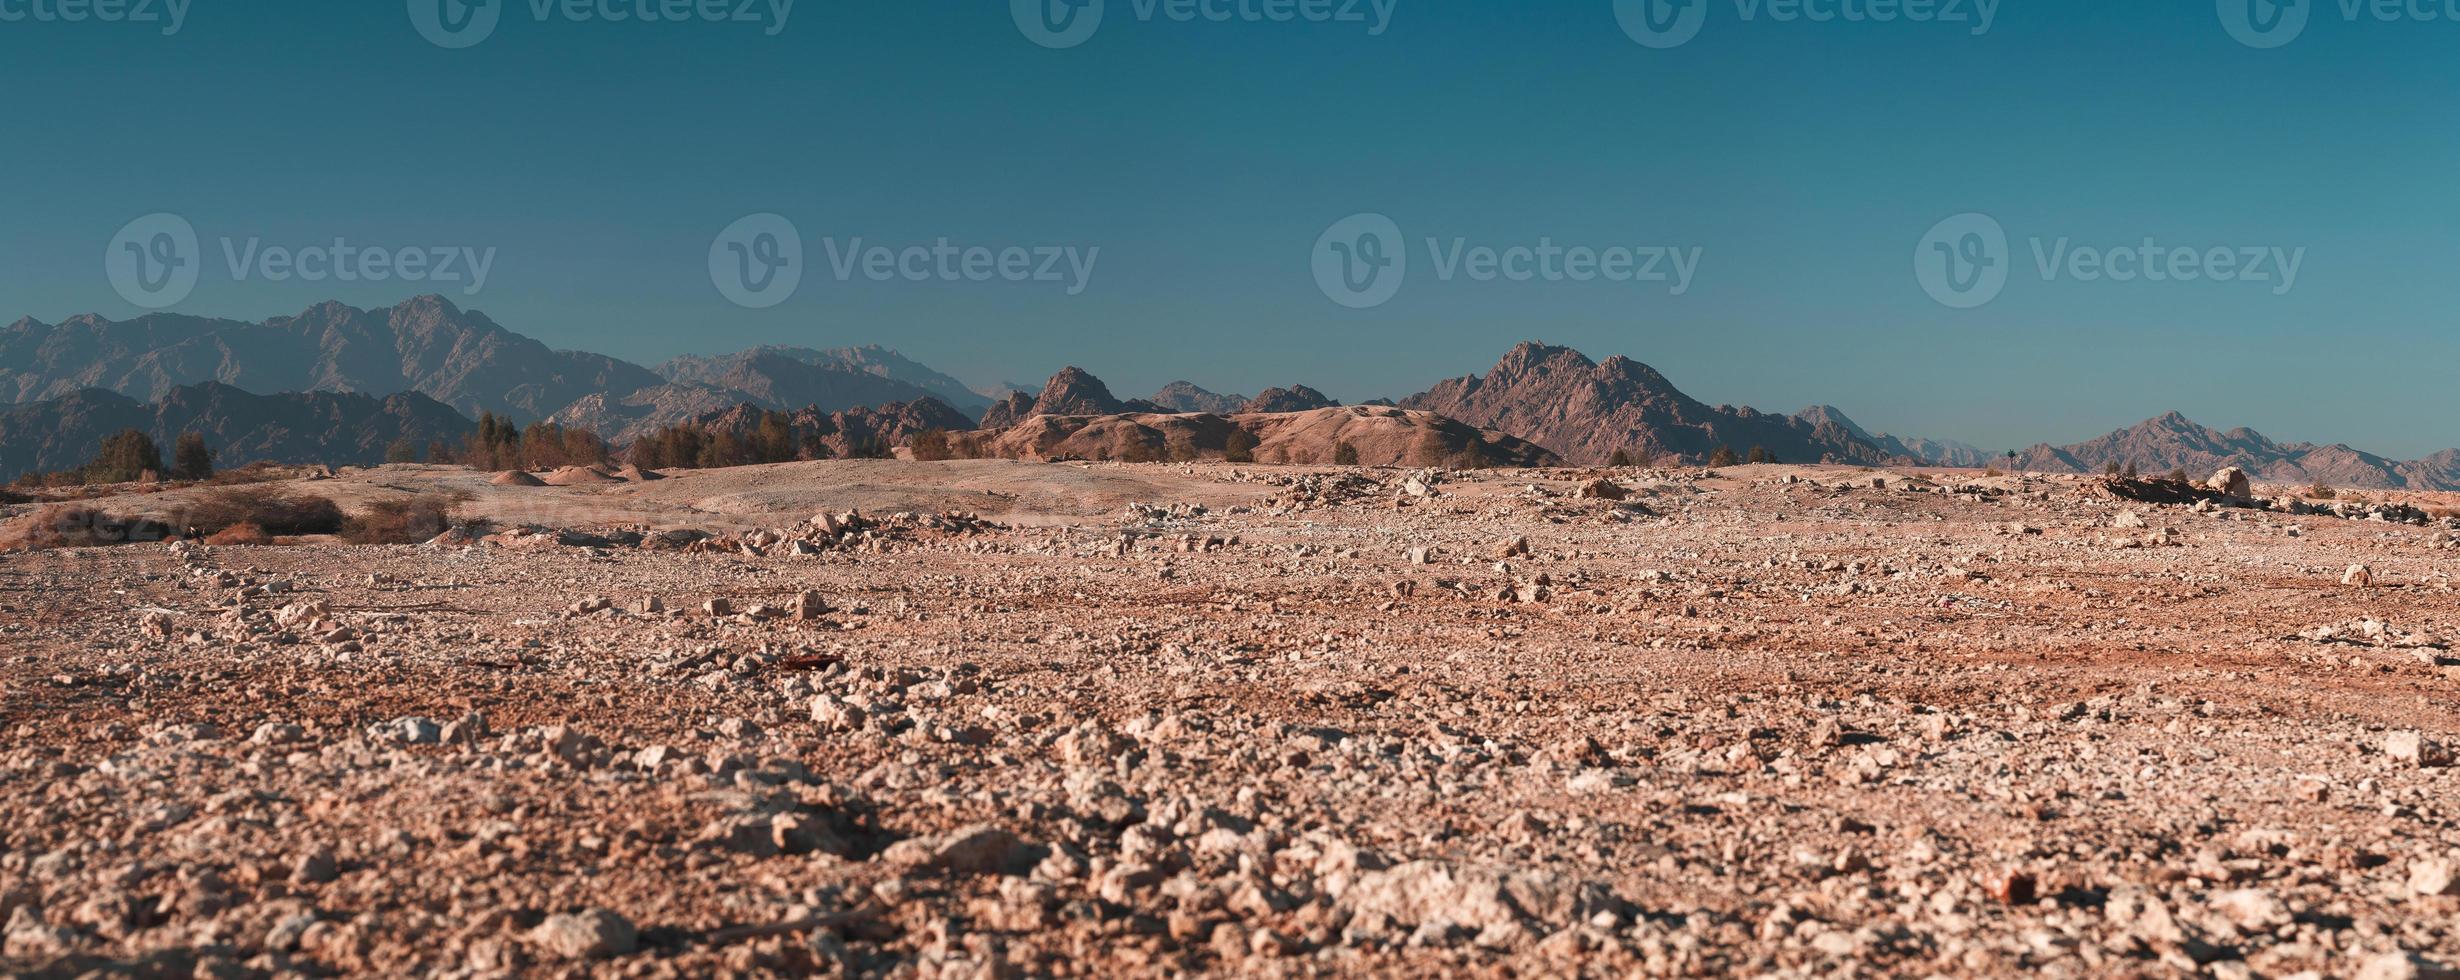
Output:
[[3, 459, 2458, 978]]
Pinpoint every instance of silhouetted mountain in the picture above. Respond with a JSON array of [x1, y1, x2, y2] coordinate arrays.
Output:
[[1400, 343, 1895, 466], [0, 297, 658, 422], [0, 382, 472, 481], [1149, 381, 1247, 414]]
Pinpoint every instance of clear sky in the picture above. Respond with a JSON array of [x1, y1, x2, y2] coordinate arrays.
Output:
[[2, 2, 2453, 456]]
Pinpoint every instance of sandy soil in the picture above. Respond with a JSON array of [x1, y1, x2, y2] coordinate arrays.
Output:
[[1, 460, 2456, 978]]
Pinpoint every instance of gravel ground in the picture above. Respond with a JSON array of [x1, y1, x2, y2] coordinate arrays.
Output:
[[2, 461, 2457, 978]]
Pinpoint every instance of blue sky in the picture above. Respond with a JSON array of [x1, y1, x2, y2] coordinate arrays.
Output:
[[1, 1, 2453, 455]]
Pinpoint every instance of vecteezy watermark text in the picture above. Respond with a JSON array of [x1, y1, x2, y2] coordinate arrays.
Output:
[[709, 214, 1099, 309], [105, 214, 498, 309], [1312, 213, 1701, 309], [1012, 0, 1396, 49], [1617, 0, 1996, 49], [1914, 212, 2305, 309], [410, 0, 795, 50], [2215, 0, 2460, 48], [0, 0, 189, 35]]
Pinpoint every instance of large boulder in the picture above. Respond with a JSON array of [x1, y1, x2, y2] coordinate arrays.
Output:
[[2208, 466, 2252, 499]]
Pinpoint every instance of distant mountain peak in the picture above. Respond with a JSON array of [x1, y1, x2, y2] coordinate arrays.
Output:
[[2015, 412, 2454, 489], [1401, 342, 1893, 466]]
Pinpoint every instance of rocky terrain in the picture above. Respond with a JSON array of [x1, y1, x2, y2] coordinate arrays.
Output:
[[1, 458, 2456, 977]]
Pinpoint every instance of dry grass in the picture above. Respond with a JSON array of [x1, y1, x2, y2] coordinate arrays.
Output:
[[341, 494, 460, 545], [0, 504, 173, 550], [181, 486, 344, 536]]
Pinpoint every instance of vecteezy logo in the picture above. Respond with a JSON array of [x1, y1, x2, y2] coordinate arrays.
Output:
[[1615, 0, 1707, 49], [1013, 0, 1103, 48], [105, 213, 200, 310], [710, 213, 803, 309], [2219, 0, 2308, 48], [1312, 213, 1407, 309], [1914, 212, 2008, 309], [410, 0, 502, 49]]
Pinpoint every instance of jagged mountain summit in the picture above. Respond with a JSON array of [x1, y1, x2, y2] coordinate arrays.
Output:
[[977, 367, 1166, 429], [1399, 342, 1898, 467], [2013, 412, 2460, 490]]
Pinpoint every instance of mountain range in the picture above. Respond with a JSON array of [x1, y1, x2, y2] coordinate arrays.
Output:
[[2012, 412, 2460, 491], [3, 297, 2452, 490], [0, 383, 471, 478]]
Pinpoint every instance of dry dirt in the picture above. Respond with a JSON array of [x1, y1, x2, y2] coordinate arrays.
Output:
[[3, 460, 2458, 978]]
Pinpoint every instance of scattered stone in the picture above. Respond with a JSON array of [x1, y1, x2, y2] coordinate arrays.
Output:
[[530, 908, 638, 960]]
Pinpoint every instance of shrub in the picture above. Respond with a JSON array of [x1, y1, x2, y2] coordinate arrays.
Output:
[[203, 522, 272, 546], [1608, 448, 1646, 468], [1707, 447, 1742, 468], [1223, 429, 1258, 464], [2308, 482, 2337, 500], [171, 432, 214, 481], [1746, 446, 1775, 464], [183, 486, 345, 536], [846, 437, 894, 460], [342, 494, 459, 545], [205, 461, 294, 487], [1333, 441, 1360, 466], [85, 429, 163, 484], [910, 429, 956, 462]]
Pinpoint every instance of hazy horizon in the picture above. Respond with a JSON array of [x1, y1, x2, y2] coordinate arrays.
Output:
[[2, 3, 2453, 456]]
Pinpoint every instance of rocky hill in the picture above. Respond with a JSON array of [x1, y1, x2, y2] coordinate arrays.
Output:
[[1242, 385, 1340, 414], [977, 367, 1164, 429], [2013, 412, 2460, 490], [956, 405, 1558, 467], [0, 382, 473, 480], [1400, 343, 1896, 467]]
